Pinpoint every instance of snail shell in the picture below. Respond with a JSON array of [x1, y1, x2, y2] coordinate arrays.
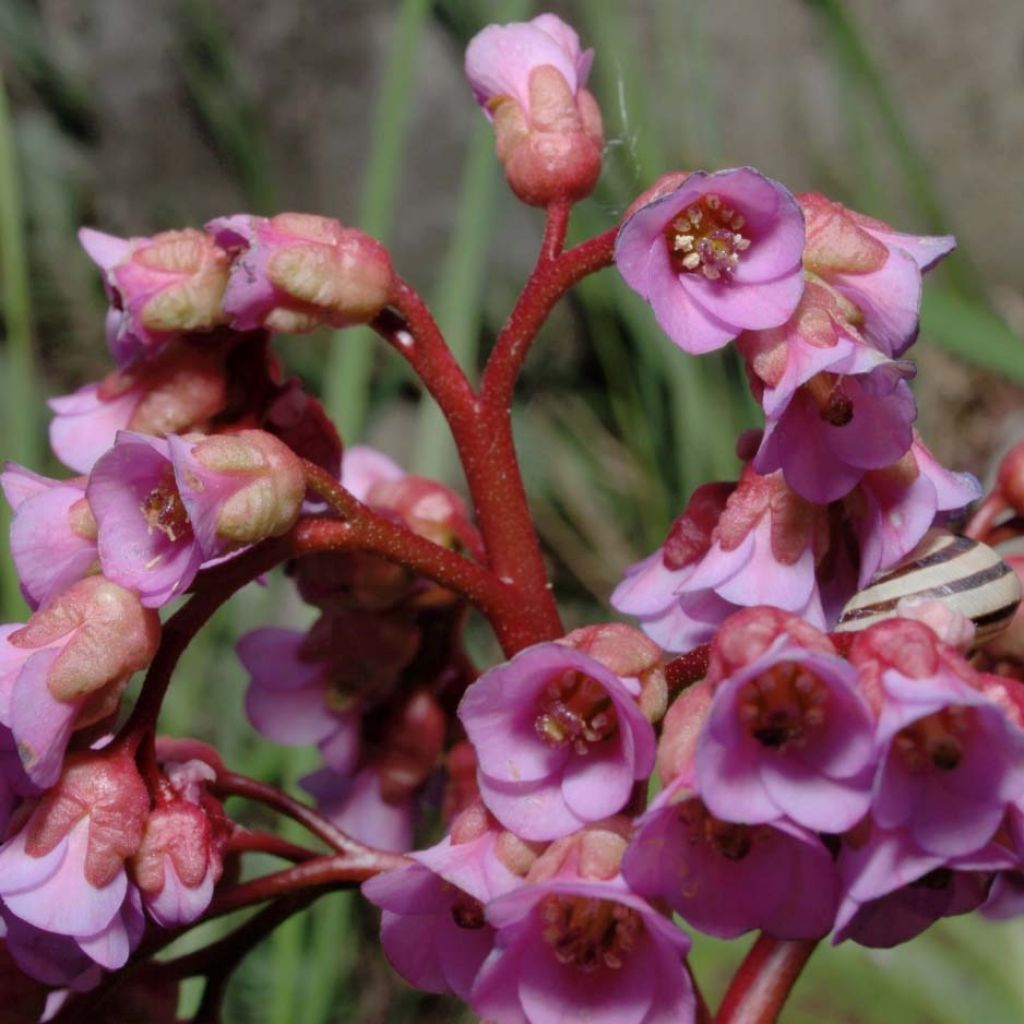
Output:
[[835, 529, 1022, 645]]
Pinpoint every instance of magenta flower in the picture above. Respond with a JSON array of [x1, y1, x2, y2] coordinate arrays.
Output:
[[1, 910, 101, 996], [741, 281, 918, 503], [0, 464, 97, 609], [612, 472, 826, 653], [0, 577, 160, 787], [622, 777, 838, 939], [0, 752, 149, 971], [363, 809, 522, 999], [240, 626, 361, 774], [799, 192, 955, 357], [697, 637, 876, 833], [49, 383, 139, 475], [79, 227, 230, 365], [458, 642, 656, 841], [615, 168, 805, 355], [852, 622, 1024, 857], [471, 876, 694, 1024], [208, 213, 393, 333], [464, 14, 603, 205], [340, 444, 405, 502], [834, 825, 1013, 947]]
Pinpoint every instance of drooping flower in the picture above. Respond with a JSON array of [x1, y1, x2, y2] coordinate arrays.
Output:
[[79, 227, 230, 366], [208, 213, 393, 333], [612, 470, 827, 653], [615, 167, 805, 354], [696, 611, 876, 833], [622, 776, 838, 940], [458, 641, 656, 841], [741, 280, 917, 503], [0, 577, 160, 786], [0, 465, 98, 609], [799, 192, 955, 357], [464, 13, 604, 205]]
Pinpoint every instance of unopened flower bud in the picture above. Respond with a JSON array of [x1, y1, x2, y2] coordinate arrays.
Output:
[[180, 429, 306, 546], [376, 690, 446, 803], [79, 227, 230, 365], [465, 14, 603, 206], [527, 817, 633, 884], [998, 443, 1024, 516], [209, 213, 393, 332]]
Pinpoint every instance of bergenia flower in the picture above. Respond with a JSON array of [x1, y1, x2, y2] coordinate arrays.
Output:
[[208, 213, 393, 333], [0, 752, 149, 972], [612, 471, 827, 654], [464, 14, 603, 205], [471, 876, 694, 1024], [696, 627, 876, 833], [615, 167, 805, 354], [799, 192, 955, 357], [458, 642, 656, 841], [850, 619, 1024, 858], [622, 776, 838, 939], [741, 280, 917, 503], [0, 465, 98, 609], [79, 227, 230, 366]]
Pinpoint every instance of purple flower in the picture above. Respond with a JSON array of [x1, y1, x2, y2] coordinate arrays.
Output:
[[458, 643, 656, 841], [612, 473, 826, 654], [0, 464, 98, 609], [470, 876, 694, 1024], [49, 383, 139, 475], [742, 281, 917, 503], [78, 227, 229, 366], [834, 825, 1012, 947], [800, 193, 955, 357], [697, 640, 876, 833], [622, 777, 838, 939], [615, 168, 805, 355], [0, 752, 149, 971]]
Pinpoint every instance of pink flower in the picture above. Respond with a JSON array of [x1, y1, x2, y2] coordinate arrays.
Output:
[[208, 213, 393, 333], [0, 577, 160, 787], [611, 472, 826, 653], [49, 341, 232, 474], [741, 281, 917, 503], [363, 805, 522, 999], [850, 620, 1024, 857], [0, 751, 149, 971], [834, 824, 1012, 947], [0, 465, 98, 609], [464, 14, 603, 205], [697, 624, 876, 833], [622, 776, 838, 939], [458, 642, 656, 841], [132, 759, 227, 928], [88, 429, 304, 607], [471, 876, 694, 1024], [615, 168, 805, 354], [799, 193, 955, 357], [79, 227, 230, 366]]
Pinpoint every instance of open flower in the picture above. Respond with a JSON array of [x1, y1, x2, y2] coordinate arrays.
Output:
[[615, 167, 805, 354], [459, 642, 656, 841]]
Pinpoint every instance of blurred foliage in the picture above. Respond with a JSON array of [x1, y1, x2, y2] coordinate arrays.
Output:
[[1, 0, 1023, 1020]]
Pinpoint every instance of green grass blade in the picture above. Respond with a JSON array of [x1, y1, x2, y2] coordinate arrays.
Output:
[[324, 0, 432, 440], [0, 68, 40, 618]]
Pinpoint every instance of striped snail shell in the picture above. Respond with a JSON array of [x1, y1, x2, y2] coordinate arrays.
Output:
[[835, 529, 1022, 645]]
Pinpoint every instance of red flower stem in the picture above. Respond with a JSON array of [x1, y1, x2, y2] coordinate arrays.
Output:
[[714, 936, 819, 1024], [215, 769, 376, 859], [665, 643, 710, 691], [225, 829, 321, 863], [541, 198, 572, 262]]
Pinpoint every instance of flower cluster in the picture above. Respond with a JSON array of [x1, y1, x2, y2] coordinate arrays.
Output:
[[2, 8, 1022, 1024]]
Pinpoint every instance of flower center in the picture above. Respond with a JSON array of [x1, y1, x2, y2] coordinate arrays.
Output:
[[450, 890, 487, 930], [535, 671, 618, 753], [804, 372, 854, 426], [540, 894, 641, 972], [677, 799, 759, 861], [664, 194, 751, 281], [737, 661, 828, 750], [141, 466, 191, 542], [894, 707, 969, 773]]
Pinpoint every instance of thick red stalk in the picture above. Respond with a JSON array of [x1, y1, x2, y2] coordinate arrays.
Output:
[[226, 830, 320, 862], [665, 643, 711, 691], [714, 936, 818, 1023]]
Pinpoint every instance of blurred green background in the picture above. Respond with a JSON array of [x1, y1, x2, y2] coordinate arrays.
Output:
[[2, 0, 1023, 1020]]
